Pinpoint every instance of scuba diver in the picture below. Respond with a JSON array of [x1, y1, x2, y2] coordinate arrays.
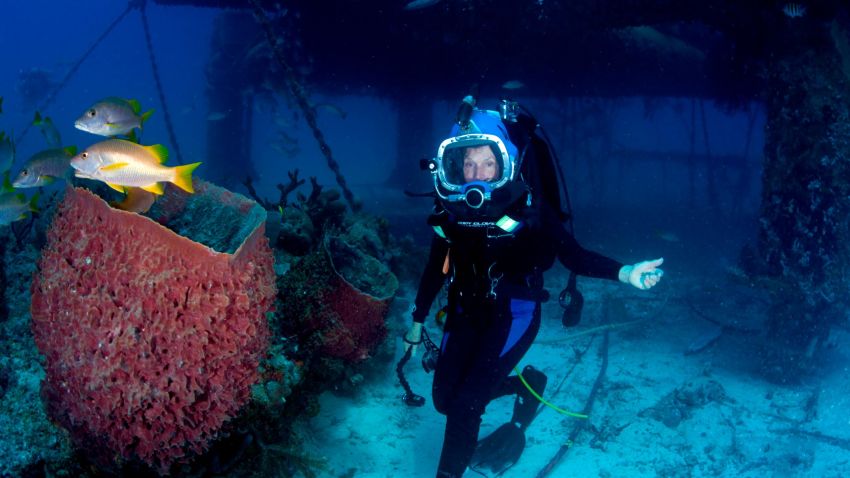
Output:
[[403, 96, 664, 478]]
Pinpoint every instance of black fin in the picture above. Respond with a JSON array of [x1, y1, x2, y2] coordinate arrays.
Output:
[[471, 423, 526, 474], [472, 366, 548, 474]]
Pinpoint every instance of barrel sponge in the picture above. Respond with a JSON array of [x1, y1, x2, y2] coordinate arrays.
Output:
[[31, 186, 276, 474]]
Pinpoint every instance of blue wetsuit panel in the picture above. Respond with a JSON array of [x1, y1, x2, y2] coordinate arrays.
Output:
[[500, 298, 535, 357]]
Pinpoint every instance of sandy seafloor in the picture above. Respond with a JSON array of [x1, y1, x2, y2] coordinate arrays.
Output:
[[299, 264, 850, 478], [2, 207, 850, 477]]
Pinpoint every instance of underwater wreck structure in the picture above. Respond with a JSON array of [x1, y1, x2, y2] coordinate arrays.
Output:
[[750, 17, 850, 381], [157, 0, 850, 382], [2, 0, 849, 475]]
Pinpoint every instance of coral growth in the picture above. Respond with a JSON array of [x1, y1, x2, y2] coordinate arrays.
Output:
[[751, 39, 850, 381], [278, 207, 314, 256], [268, 177, 398, 364], [278, 234, 397, 363], [265, 173, 348, 260], [642, 378, 728, 428], [30, 186, 276, 474]]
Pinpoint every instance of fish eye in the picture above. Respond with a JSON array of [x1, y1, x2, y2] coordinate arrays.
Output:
[[88, 109, 96, 117], [21, 169, 28, 176], [82, 153, 88, 158]]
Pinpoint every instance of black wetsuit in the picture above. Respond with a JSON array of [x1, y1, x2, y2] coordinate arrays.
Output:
[[412, 202, 622, 478]]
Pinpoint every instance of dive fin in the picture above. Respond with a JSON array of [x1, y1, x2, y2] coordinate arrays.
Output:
[[471, 365, 547, 475], [471, 423, 526, 475]]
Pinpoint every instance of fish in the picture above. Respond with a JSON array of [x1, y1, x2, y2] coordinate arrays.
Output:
[[0, 132, 14, 173], [404, 0, 440, 10], [501, 80, 525, 90], [270, 143, 300, 158], [655, 230, 681, 243], [0, 191, 38, 226], [313, 102, 347, 119], [684, 325, 723, 355], [12, 146, 77, 188], [70, 139, 200, 195], [782, 3, 806, 18], [244, 39, 271, 61], [270, 128, 300, 158], [17, 68, 56, 110], [111, 187, 156, 214], [33, 112, 61, 148], [74, 97, 153, 138]]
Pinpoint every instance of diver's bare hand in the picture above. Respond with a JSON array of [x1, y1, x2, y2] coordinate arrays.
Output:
[[403, 322, 423, 356], [619, 258, 665, 290]]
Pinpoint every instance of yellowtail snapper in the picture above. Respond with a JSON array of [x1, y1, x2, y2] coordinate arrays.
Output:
[[111, 187, 156, 214], [0, 132, 14, 173], [74, 97, 153, 139], [12, 146, 77, 188], [33, 112, 61, 148], [0, 191, 38, 226], [70, 139, 200, 195]]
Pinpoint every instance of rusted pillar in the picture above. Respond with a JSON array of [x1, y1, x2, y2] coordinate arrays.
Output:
[[748, 20, 850, 382]]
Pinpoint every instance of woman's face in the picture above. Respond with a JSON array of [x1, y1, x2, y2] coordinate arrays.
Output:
[[463, 145, 500, 182]]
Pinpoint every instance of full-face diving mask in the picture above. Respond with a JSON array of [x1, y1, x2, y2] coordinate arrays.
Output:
[[428, 109, 518, 209]]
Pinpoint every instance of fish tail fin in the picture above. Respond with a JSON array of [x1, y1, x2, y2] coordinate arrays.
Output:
[[140, 109, 154, 126], [28, 193, 39, 213], [33, 111, 43, 126], [2, 171, 13, 193], [173, 162, 201, 193]]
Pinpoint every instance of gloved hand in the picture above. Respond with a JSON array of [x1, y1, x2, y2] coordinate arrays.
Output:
[[403, 322, 423, 356], [619, 258, 664, 290]]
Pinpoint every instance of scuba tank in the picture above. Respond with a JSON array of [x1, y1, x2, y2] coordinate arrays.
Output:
[[499, 98, 584, 328]]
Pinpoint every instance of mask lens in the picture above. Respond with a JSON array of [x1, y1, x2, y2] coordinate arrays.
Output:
[[443, 146, 467, 185], [441, 138, 506, 187]]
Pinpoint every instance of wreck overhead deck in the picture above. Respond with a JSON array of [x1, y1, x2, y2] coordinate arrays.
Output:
[[152, 0, 843, 101]]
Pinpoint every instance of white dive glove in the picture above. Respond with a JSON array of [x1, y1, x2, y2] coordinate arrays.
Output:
[[619, 258, 664, 290]]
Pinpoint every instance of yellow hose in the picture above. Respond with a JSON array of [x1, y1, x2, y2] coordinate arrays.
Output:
[[514, 366, 588, 419]]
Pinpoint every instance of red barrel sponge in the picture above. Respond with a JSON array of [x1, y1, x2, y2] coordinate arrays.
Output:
[[31, 185, 275, 474]]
